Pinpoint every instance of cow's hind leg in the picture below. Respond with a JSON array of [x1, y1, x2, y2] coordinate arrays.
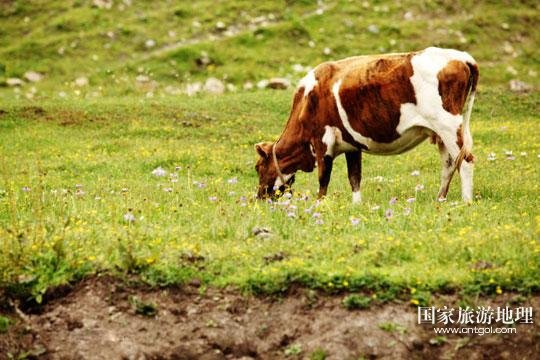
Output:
[[345, 151, 362, 203], [435, 138, 454, 200], [432, 116, 474, 202]]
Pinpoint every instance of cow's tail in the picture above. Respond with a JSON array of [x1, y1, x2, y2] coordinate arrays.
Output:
[[455, 61, 479, 170]]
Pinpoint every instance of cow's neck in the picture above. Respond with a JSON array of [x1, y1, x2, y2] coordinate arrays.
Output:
[[274, 127, 314, 174]]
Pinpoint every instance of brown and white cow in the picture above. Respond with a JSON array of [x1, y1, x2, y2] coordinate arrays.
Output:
[[255, 47, 478, 203]]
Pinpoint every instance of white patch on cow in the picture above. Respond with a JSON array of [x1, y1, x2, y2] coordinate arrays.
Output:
[[309, 143, 316, 158], [299, 69, 317, 96], [274, 173, 294, 189], [352, 191, 361, 204], [322, 125, 336, 156], [322, 125, 357, 157]]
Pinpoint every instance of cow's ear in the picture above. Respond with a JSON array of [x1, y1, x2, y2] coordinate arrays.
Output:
[[255, 142, 272, 159]]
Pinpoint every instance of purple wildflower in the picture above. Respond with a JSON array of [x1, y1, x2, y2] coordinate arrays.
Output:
[[385, 208, 394, 220], [406, 197, 415, 203], [193, 181, 206, 188], [415, 184, 424, 192], [350, 217, 360, 226], [389, 197, 398, 205], [123, 212, 136, 223], [315, 218, 324, 225], [312, 212, 322, 219]]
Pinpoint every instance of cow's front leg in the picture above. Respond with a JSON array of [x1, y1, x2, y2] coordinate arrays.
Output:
[[317, 154, 334, 199], [345, 151, 362, 203]]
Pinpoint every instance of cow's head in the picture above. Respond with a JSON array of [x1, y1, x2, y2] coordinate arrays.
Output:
[[254, 142, 295, 199]]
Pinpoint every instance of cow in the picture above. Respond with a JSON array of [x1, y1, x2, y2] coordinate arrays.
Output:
[[255, 47, 479, 203]]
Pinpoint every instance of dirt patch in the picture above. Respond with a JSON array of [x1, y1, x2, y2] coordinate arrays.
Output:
[[1, 276, 538, 359], [6, 106, 104, 126]]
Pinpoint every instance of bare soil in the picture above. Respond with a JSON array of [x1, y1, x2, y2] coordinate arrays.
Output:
[[1, 276, 538, 359]]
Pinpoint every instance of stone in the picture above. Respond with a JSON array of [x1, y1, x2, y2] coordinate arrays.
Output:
[[6, 78, 24, 86], [204, 77, 225, 94], [24, 71, 43, 82], [267, 77, 290, 90], [74, 76, 89, 87], [509, 79, 533, 93]]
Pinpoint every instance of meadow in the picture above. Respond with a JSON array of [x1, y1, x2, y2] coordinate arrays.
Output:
[[0, 0, 538, 305]]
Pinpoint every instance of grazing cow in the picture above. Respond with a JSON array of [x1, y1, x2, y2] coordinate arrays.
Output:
[[255, 47, 478, 203]]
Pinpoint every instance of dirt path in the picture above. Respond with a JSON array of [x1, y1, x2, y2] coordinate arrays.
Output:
[[1, 276, 538, 359]]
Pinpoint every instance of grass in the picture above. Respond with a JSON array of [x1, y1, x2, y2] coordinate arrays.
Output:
[[0, 1, 538, 303]]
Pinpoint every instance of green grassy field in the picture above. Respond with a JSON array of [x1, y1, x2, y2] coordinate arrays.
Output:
[[0, 0, 538, 304]]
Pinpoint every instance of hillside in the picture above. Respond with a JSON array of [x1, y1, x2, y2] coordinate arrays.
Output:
[[1, 0, 538, 98]]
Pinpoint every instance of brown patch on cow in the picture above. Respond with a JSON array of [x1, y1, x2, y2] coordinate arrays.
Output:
[[438, 60, 471, 115], [338, 54, 416, 143], [430, 133, 442, 145]]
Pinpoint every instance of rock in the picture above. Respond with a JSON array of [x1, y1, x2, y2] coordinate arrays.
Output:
[[403, 11, 414, 20], [509, 79, 533, 93], [135, 75, 150, 83], [144, 39, 156, 49], [252, 227, 272, 238], [367, 24, 380, 34], [506, 66, 518, 76], [292, 64, 305, 73], [204, 77, 225, 94], [6, 78, 24, 86], [256, 79, 269, 89], [24, 71, 43, 82], [186, 82, 202, 96], [266, 77, 290, 90], [92, 0, 113, 9], [502, 42, 514, 55], [215, 21, 227, 31], [74, 76, 88, 87], [196, 51, 212, 67]]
